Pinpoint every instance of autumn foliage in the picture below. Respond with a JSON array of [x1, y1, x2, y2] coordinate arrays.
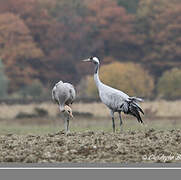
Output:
[[0, 0, 180, 99], [0, 13, 43, 91], [136, 0, 181, 76], [157, 68, 181, 100], [0, 59, 8, 97]]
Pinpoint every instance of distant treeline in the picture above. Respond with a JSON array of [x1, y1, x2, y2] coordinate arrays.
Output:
[[0, 0, 181, 99]]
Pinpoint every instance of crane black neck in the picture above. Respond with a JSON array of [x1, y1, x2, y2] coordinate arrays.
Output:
[[94, 63, 99, 74]]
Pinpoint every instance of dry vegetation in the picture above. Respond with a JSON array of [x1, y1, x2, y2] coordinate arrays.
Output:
[[0, 100, 181, 119]]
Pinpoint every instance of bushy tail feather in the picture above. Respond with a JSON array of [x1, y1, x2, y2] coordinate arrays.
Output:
[[130, 104, 143, 123], [126, 101, 144, 123], [132, 102, 144, 115], [128, 96, 144, 114]]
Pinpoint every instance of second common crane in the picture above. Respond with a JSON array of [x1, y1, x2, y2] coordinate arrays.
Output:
[[52, 80, 76, 134], [82, 56, 144, 132]]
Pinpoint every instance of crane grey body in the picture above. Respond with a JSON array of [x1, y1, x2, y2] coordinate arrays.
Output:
[[83, 57, 144, 132], [52, 80, 76, 133]]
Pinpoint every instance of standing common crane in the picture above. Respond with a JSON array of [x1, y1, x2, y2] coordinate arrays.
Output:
[[52, 80, 76, 134], [83, 56, 144, 132]]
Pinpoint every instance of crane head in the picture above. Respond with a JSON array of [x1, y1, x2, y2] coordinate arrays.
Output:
[[82, 56, 100, 65], [64, 105, 73, 118]]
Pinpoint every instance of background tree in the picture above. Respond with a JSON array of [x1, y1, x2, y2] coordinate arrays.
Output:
[[0, 0, 181, 99], [0, 13, 44, 92], [84, 0, 142, 61], [157, 68, 181, 100], [0, 0, 57, 86], [136, 0, 181, 78], [20, 79, 45, 99], [0, 0, 144, 93], [0, 59, 8, 98], [117, 0, 140, 14]]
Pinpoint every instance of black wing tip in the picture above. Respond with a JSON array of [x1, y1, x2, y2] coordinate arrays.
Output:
[[138, 106, 144, 115], [139, 116, 144, 124], [135, 112, 143, 123], [131, 102, 144, 115], [129, 105, 144, 124], [137, 110, 144, 123]]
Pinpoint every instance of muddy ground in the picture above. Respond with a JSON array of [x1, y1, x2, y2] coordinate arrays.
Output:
[[0, 129, 181, 163]]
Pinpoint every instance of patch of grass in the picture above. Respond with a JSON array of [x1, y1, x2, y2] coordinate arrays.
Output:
[[0, 123, 60, 135], [71, 118, 181, 133], [0, 117, 179, 135]]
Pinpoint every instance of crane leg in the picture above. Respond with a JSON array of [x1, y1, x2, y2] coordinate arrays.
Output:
[[67, 117, 69, 133], [110, 110, 115, 133], [64, 118, 67, 133], [119, 112, 123, 132], [64, 116, 70, 135]]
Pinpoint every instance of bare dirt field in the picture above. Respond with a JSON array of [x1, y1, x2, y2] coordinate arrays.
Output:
[[0, 129, 181, 163]]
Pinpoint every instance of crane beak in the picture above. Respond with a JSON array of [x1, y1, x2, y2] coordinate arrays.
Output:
[[70, 113, 74, 118], [82, 58, 91, 62]]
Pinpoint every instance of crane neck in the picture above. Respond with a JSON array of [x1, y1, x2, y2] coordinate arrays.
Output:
[[94, 63, 102, 88]]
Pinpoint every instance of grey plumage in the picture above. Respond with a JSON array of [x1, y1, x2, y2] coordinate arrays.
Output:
[[52, 80, 76, 133], [52, 81, 76, 109], [83, 56, 144, 132]]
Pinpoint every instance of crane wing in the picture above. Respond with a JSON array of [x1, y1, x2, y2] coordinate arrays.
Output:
[[52, 82, 69, 106], [64, 83, 76, 104], [52, 87, 57, 103], [101, 91, 128, 111]]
